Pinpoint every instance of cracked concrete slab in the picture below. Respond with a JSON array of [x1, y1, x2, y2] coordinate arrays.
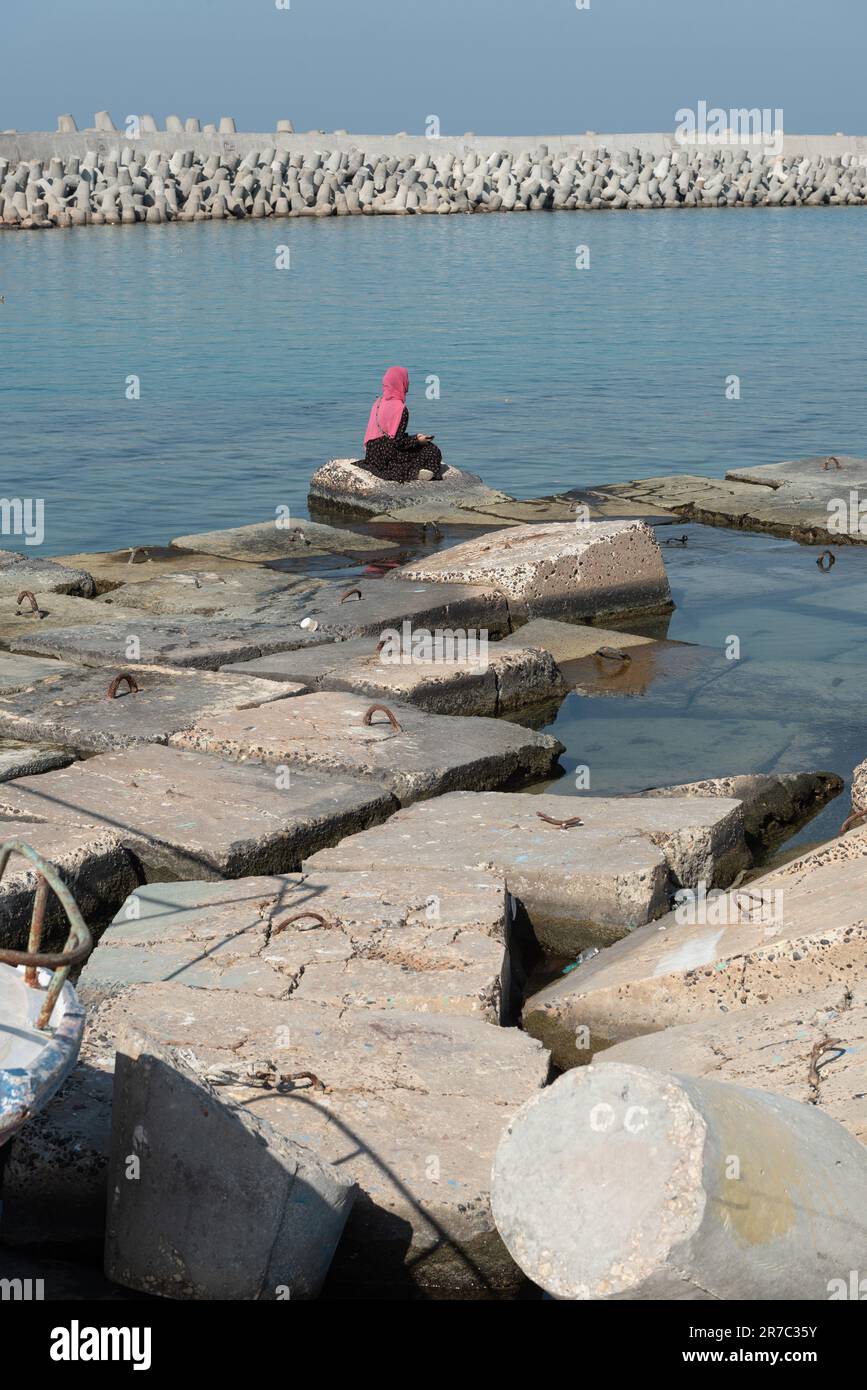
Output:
[[0, 821, 138, 948], [255, 578, 513, 641], [0, 549, 95, 598], [0, 663, 306, 752], [498, 618, 656, 663], [640, 770, 843, 857], [308, 458, 513, 522], [170, 691, 563, 805], [0, 594, 145, 646], [0, 742, 74, 781], [0, 744, 394, 882], [0, 652, 79, 694], [78, 869, 509, 1021], [170, 516, 402, 564], [94, 569, 323, 618], [522, 831, 867, 1069], [305, 789, 749, 956], [390, 521, 673, 623]]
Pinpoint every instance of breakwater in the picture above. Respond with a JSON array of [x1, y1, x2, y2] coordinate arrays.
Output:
[[4, 120, 867, 228]]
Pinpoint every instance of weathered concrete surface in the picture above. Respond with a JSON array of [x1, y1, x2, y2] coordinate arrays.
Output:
[[170, 516, 401, 564], [0, 745, 394, 882], [308, 458, 512, 521], [78, 870, 508, 1021], [850, 754, 867, 818], [306, 789, 749, 956], [0, 742, 74, 781], [95, 569, 322, 617], [0, 549, 95, 598], [605, 985, 867, 1144], [390, 521, 673, 623], [0, 822, 137, 948], [595, 460, 867, 544], [641, 770, 843, 857], [0, 663, 306, 752], [105, 1028, 356, 1300], [368, 494, 582, 528], [491, 1061, 867, 1301], [224, 638, 565, 716], [55, 545, 281, 593], [84, 981, 551, 1296], [8, 614, 331, 669], [256, 578, 513, 641], [498, 618, 655, 663], [0, 652, 79, 694], [171, 691, 563, 805], [0, 593, 144, 646], [522, 832, 867, 1069]]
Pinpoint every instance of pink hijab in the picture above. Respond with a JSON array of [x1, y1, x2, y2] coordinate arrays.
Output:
[[364, 366, 409, 446]]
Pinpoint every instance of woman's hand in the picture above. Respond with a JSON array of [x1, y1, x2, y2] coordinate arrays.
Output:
[[416, 433, 433, 443]]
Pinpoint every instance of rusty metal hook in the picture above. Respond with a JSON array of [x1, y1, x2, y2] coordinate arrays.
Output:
[[817, 550, 836, 571], [16, 589, 43, 616], [821, 456, 843, 471], [271, 911, 330, 936], [106, 672, 140, 700], [340, 587, 362, 603], [362, 703, 402, 732], [0, 839, 93, 1029], [536, 812, 584, 829], [840, 804, 867, 835]]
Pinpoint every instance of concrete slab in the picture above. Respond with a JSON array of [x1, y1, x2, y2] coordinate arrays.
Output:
[[390, 521, 673, 623], [105, 1028, 355, 1300], [0, 663, 306, 752], [170, 691, 563, 806], [640, 770, 843, 857], [563, 638, 712, 699], [522, 831, 867, 1068], [0, 745, 394, 882], [305, 789, 749, 956], [308, 458, 513, 521], [8, 614, 332, 670], [0, 549, 95, 598], [223, 638, 565, 716], [605, 985, 867, 1144], [94, 569, 323, 617], [0, 822, 137, 948], [256, 578, 513, 641], [498, 618, 655, 663], [55, 545, 280, 593], [170, 516, 402, 564], [0, 594, 145, 646], [0, 742, 74, 781], [491, 1061, 867, 1302], [78, 870, 508, 1021], [0, 652, 79, 694], [85, 981, 551, 1296], [366, 495, 583, 528]]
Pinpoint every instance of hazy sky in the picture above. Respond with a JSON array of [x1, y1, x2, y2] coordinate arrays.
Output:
[[4, 0, 865, 137]]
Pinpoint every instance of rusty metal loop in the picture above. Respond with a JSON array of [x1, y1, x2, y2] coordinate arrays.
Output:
[[106, 672, 140, 700], [816, 549, 836, 571], [0, 839, 93, 1029], [821, 456, 843, 471], [536, 812, 584, 829], [271, 911, 329, 936], [362, 703, 402, 732], [340, 587, 362, 603], [594, 646, 632, 663], [840, 804, 867, 836], [15, 589, 41, 614]]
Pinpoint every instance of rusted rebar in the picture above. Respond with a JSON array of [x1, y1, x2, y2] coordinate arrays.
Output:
[[840, 804, 867, 835], [536, 812, 584, 829], [340, 587, 362, 603], [821, 456, 843, 471], [816, 550, 836, 571], [362, 703, 402, 732], [271, 911, 330, 936], [0, 839, 93, 1029], [594, 646, 632, 663], [106, 672, 140, 700], [15, 590, 42, 616]]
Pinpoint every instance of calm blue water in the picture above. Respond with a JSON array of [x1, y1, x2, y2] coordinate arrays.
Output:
[[3, 208, 867, 556]]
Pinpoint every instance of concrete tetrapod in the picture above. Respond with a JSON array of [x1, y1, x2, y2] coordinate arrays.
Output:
[[491, 1062, 867, 1301]]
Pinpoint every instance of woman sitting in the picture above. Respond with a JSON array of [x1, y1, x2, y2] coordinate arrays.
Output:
[[361, 366, 444, 483]]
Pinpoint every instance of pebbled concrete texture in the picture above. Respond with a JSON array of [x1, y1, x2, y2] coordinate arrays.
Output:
[[170, 690, 563, 805], [77, 870, 509, 1022], [0, 744, 394, 882], [0, 662, 307, 752], [522, 831, 867, 1069], [308, 459, 512, 521], [170, 515, 402, 562], [0, 821, 138, 949], [640, 770, 843, 856], [305, 789, 749, 956], [0, 743, 74, 781], [105, 1028, 356, 1300], [604, 984, 867, 1143], [390, 520, 673, 622], [224, 638, 565, 716], [8, 613, 332, 669], [82, 981, 551, 1297], [490, 1061, 867, 1301], [94, 568, 323, 617], [0, 549, 95, 598]]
